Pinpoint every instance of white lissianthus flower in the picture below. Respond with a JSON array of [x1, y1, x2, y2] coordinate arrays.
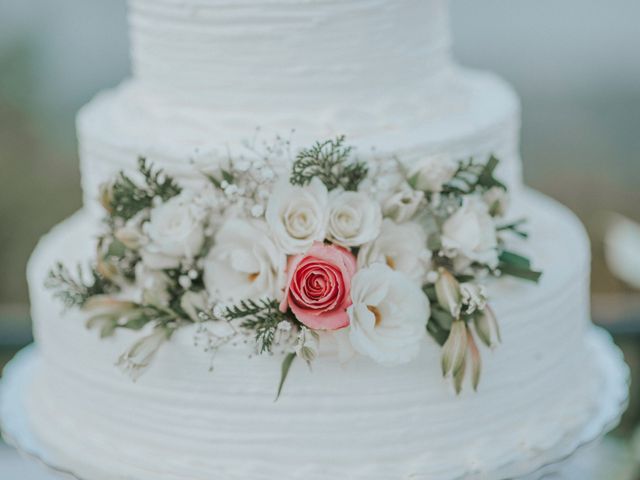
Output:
[[203, 218, 286, 303], [357, 219, 431, 285], [441, 196, 499, 268], [348, 264, 430, 367], [409, 154, 458, 193], [141, 193, 206, 270], [382, 186, 425, 222], [265, 177, 329, 254], [327, 190, 382, 247]]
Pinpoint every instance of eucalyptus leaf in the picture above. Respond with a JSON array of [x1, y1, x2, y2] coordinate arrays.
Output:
[[498, 262, 543, 283], [276, 353, 297, 401]]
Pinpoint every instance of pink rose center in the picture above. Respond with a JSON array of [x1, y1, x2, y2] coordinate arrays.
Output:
[[280, 242, 356, 331], [290, 262, 345, 313]]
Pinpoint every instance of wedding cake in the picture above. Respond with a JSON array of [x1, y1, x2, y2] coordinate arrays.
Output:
[[0, 1, 629, 479]]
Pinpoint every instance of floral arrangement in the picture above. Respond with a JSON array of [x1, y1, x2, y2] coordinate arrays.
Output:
[[47, 136, 541, 397]]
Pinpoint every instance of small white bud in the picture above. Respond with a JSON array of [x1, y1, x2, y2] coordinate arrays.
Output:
[[251, 204, 265, 217], [435, 268, 461, 318]]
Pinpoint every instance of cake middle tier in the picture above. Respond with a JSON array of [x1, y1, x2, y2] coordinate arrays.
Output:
[[77, 67, 521, 213]]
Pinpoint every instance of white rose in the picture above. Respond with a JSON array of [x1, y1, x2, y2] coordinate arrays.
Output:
[[203, 218, 286, 303], [441, 197, 499, 268], [358, 219, 431, 284], [382, 187, 424, 222], [409, 154, 458, 192], [265, 177, 328, 254], [141, 193, 206, 270], [327, 190, 382, 247], [348, 264, 430, 367]]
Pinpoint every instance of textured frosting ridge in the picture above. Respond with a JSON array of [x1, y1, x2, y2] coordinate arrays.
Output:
[[129, 0, 451, 109], [25, 192, 601, 480]]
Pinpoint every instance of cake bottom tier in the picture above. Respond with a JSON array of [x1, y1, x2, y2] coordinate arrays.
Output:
[[23, 190, 606, 480]]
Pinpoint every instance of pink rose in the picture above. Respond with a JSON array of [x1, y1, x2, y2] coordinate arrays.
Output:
[[280, 242, 357, 331]]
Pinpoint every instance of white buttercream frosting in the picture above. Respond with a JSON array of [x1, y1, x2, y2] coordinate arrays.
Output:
[[16, 1, 619, 478], [24, 191, 601, 480], [77, 68, 522, 215], [128, 0, 452, 109]]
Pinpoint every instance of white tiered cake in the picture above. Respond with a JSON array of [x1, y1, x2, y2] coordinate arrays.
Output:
[[0, 1, 629, 479]]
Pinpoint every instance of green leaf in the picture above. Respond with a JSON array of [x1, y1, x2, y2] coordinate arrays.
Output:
[[427, 321, 449, 347], [204, 173, 223, 189], [276, 353, 297, 401], [499, 262, 543, 283], [221, 169, 235, 185], [498, 250, 542, 283], [497, 219, 529, 238], [477, 155, 507, 190], [499, 250, 531, 269], [430, 307, 454, 331], [106, 239, 127, 258]]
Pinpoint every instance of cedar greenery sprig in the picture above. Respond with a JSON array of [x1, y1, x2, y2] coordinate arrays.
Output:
[[45, 262, 115, 309], [223, 298, 295, 354], [441, 155, 507, 196], [222, 298, 301, 400], [85, 300, 182, 339], [105, 158, 182, 221], [290, 136, 368, 191]]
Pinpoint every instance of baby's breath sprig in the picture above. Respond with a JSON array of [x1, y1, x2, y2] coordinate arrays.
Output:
[[290, 135, 368, 191], [223, 298, 297, 354]]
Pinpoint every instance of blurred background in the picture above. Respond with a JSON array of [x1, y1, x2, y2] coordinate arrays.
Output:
[[0, 0, 638, 477]]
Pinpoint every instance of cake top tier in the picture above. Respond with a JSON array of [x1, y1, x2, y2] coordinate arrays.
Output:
[[128, 0, 452, 111]]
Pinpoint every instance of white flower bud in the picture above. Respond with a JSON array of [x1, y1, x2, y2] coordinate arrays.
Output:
[[115, 224, 144, 250], [435, 268, 461, 319], [117, 328, 170, 381], [441, 321, 467, 377], [98, 180, 115, 213], [474, 305, 501, 348], [295, 327, 319, 364]]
